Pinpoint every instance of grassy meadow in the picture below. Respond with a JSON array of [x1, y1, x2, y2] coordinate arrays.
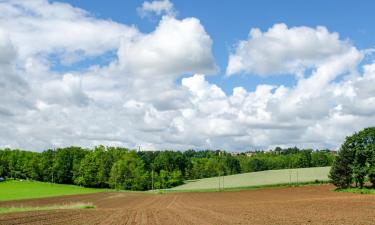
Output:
[[0, 180, 107, 201], [170, 167, 331, 191]]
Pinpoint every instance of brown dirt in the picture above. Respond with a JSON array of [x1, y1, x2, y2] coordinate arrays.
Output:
[[1, 184, 375, 225]]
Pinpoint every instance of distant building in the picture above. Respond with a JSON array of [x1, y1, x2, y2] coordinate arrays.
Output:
[[245, 152, 255, 157], [217, 149, 226, 156], [230, 152, 241, 156]]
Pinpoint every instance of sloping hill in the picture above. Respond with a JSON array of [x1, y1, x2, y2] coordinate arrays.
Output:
[[171, 167, 331, 191]]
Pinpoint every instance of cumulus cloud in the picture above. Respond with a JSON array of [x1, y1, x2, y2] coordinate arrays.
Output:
[[226, 23, 357, 77], [0, 31, 36, 148], [39, 74, 90, 107], [0, 31, 33, 116], [0, 0, 138, 62], [138, 0, 175, 18], [110, 15, 216, 111], [117, 16, 217, 77], [0, 0, 375, 151]]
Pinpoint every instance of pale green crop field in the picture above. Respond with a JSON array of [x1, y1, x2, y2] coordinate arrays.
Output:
[[0, 180, 107, 201], [171, 167, 331, 191]]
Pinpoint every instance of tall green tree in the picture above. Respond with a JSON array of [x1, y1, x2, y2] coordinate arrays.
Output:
[[39, 150, 56, 182], [330, 127, 375, 189], [109, 151, 148, 190], [52, 147, 87, 184]]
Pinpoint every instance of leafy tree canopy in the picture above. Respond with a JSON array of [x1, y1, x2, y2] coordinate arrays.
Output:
[[330, 127, 375, 189]]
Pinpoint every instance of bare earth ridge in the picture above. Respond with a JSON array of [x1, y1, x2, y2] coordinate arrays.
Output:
[[0, 185, 374, 225]]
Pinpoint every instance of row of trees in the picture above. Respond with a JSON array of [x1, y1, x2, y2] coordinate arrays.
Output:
[[330, 127, 375, 189], [238, 149, 334, 173], [0, 146, 334, 190]]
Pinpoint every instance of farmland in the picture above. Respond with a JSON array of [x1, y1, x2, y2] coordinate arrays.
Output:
[[0, 180, 106, 201], [171, 166, 330, 191], [1, 185, 375, 225]]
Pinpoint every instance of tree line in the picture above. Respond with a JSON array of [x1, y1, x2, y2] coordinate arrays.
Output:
[[330, 127, 375, 189], [0, 146, 334, 190]]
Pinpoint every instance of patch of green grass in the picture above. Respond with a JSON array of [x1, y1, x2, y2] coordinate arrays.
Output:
[[337, 187, 375, 194], [170, 167, 331, 191], [0, 180, 108, 201], [0, 202, 95, 214]]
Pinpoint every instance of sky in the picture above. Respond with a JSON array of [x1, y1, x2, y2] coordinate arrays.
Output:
[[0, 0, 375, 151]]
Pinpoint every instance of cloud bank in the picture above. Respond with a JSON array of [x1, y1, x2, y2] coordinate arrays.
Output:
[[0, 0, 374, 151]]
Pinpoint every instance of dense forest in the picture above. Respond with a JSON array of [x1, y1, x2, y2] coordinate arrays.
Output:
[[0, 146, 334, 190]]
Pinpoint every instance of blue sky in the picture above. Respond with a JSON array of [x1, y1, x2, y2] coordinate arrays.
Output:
[[1, 0, 375, 151], [57, 0, 375, 94]]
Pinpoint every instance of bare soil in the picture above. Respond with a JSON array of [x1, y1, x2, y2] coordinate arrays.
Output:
[[1, 185, 375, 225]]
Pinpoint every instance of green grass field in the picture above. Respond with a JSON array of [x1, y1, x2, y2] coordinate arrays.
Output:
[[170, 167, 331, 191], [0, 180, 107, 201]]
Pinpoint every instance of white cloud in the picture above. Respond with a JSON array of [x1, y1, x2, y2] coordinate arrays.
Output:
[[117, 16, 216, 77], [39, 74, 90, 107], [0, 31, 33, 116], [138, 0, 175, 18], [0, 31, 36, 148], [0, 0, 138, 62], [226, 23, 357, 77], [0, 0, 375, 151], [0, 31, 16, 64]]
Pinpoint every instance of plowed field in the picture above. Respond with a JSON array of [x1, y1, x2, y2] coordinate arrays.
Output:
[[1, 185, 375, 225]]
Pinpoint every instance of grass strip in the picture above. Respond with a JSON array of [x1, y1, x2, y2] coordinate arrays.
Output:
[[336, 187, 375, 194], [0, 202, 95, 214]]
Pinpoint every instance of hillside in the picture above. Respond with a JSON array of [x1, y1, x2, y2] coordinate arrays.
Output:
[[171, 167, 331, 191]]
